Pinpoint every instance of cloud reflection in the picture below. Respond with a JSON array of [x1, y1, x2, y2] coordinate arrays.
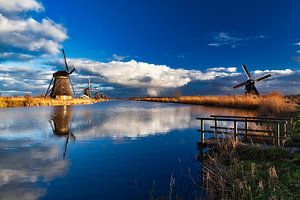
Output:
[[71, 102, 254, 140], [0, 101, 255, 199], [0, 140, 68, 200]]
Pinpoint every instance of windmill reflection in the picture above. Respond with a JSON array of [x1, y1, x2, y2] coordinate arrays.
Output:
[[49, 105, 76, 158]]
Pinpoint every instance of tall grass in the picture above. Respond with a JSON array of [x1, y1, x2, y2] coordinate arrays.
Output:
[[200, 140, 300, 199], [132, 92, 293, 116], [0, 96, 102, 108]]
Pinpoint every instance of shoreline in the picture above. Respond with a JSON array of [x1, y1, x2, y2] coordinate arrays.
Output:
[[127, 93, 295, 113], [0, 96, 104, 108], [1, 93, 297, 113]]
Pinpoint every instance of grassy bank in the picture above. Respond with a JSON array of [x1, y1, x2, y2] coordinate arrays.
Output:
[[0, 96, 103, 108], [200, 107, 300, 199], [201, 141, 300, 200], [130, 93, 293, 116], [290, 106, 300, 145]]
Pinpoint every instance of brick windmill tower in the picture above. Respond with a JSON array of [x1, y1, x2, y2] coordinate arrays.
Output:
[[45, 49, 76, 99]]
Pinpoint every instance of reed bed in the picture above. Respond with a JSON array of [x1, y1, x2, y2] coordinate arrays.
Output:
[[200, 140, 300, 200], [131, 93, 292, 116], [0, 96, 102, 108]]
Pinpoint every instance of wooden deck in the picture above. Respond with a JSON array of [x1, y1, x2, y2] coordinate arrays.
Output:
[[196, 115, 292, 147]]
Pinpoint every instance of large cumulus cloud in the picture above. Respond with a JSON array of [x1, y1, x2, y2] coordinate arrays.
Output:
[[0, 0, 67, 59], [65, 59, 240, 96]]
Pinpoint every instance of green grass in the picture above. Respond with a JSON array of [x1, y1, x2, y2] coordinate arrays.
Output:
[[199, 106, 300, 199], [235, 146, 300, 199], [294, 106, 300, 136], [201, 143, 300, 200]]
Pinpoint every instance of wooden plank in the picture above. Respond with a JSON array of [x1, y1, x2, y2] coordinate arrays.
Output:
[[210, 115, 291, 121], [209, 126, 274, 133], [196, 117, 286, 124]]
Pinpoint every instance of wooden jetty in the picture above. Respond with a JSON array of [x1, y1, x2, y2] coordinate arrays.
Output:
[[196, 115, 293, 147]]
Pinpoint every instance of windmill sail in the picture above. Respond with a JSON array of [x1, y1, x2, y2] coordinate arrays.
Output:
[[233, 65, 271, 95]]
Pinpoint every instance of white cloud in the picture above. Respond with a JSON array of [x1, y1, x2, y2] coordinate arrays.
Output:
[[0, 52, 33, 60], [207, 67, 237, 73], [294, 42, 300, 46], [0, 0, 67, 59], [207, 43, 221, 47], [111, 54, 128, 61], [208, 32, 265, 48], [0, 0, 43, 13], [0, 14, 67, 55], [253, 69, 294, 76], [65, 59, 240, 95]]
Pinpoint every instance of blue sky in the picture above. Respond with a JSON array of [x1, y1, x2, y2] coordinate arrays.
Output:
[[0, 0, 299, 96]]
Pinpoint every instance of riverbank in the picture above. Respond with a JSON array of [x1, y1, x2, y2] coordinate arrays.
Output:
[[129, 93, 294, 116], [200, 142, 300, 199], [198, 107, 300, 199], [0, 96, 103, 108]]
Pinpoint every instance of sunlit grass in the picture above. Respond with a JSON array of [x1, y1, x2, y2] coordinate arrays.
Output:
[[0, 96, 103, 108], [131, 92, 293, 116]]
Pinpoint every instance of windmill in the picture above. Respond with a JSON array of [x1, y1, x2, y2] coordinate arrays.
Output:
[[45, 49, 76, 99], [84, 78, 92, 98], [83, 78, 103, 99], [49, 106, 76, 158], [233, 64, 272, 95]]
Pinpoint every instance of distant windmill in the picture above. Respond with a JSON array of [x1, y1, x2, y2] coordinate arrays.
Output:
[[233, 64, 272, 95], [45, 49, 76, 99], [84, 78, 91, 98], [83, 78, 102, 99]]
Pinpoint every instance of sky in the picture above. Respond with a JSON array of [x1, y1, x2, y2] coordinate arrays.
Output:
[[0, 0, 299, 97]]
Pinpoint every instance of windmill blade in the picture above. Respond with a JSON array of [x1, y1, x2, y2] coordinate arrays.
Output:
[[69, 68, 76, 75], [45, 88, 53, 97], [48, 120, 55, 132], [242, 64, 251, 79], [252, 85, 260, 95], [254, 74, 271, 82], [63, 133, 70, 159], [233, 81, 248, 89], [45, 77, 54, 96], [62, 49, 69, 72], [69, 77, 76, 95]]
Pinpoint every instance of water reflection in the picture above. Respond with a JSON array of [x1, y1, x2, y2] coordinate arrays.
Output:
[[0, 106, 73, 200], [0, 101, 257, 200], [50, 106, 73, 136], [49, 106, 76, 158], [72, 102, 255, 140], [0, 140, 68, 200]]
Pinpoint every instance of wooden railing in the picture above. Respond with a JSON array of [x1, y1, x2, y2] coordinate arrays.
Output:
[[196, 115, 292, 147]]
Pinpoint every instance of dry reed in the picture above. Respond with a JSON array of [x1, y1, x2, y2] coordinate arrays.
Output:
[[199, 139, 299, 199], [132, 92, 293, 116], [0, 96, 103, 108]]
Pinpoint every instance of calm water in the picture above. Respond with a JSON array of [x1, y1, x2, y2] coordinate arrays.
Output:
[[0, 101, 251, 200]]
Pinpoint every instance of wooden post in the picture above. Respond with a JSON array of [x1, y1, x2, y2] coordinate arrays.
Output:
[[276, 123, 280, 147], [244, 119, 248, 140], [283, 121, 287, 139], [201, 119, 204, 144], [214, 117, 217, 140], [233, 120, 237, 141]]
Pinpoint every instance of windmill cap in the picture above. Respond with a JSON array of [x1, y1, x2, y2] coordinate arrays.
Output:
[[53, 71, 70, 77]]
